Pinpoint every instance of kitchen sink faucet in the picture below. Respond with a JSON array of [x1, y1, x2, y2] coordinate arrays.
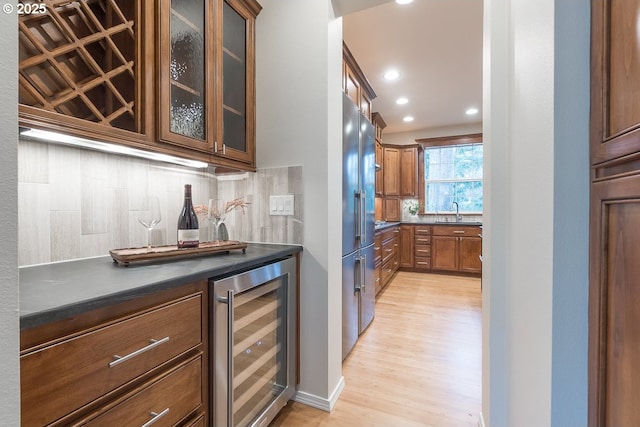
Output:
[[452, 201, 462, 222]]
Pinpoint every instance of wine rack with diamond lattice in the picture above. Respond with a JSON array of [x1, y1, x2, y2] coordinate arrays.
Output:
[[19, 0, 139, 133]]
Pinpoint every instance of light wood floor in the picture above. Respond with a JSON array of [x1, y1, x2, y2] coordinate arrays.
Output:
[[270, 271, 482, 427]]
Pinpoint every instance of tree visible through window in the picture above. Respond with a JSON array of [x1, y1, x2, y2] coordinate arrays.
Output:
[[424, 143, 483, 213]]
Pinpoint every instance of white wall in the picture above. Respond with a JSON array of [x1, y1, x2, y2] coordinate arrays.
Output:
[[483, 0, 589, 426], [256, 0, 344, 407], [0, 8, 20, 426]]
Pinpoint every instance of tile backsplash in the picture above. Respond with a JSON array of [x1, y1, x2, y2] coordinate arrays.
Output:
[[18, 138, 303, 266]]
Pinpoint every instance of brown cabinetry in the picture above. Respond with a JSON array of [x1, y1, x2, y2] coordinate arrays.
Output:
[[19, 0, 260, 171], [375, 225, 400, 295], [589, 2, 640, 425], [20, 282, 208, 426], [431, 225, 481, 274], [372, 112, 386, 197], [342, 42, 376, 121], [399, 225, 414, 268], [413, 225, 432, 270], [400, 147, 418, 197], [383, 147, 400, 196]]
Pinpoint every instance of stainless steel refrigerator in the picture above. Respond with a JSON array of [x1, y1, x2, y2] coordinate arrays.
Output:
[[342, 92, 376, 360]]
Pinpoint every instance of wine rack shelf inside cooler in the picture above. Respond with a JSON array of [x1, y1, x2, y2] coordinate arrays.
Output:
[[232, 280, 285, 426]]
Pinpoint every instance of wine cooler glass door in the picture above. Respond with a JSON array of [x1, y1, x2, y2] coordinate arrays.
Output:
[[213, 258, 296, 427]]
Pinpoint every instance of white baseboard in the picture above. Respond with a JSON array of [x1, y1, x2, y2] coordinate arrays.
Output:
[[478, 412, 486, 427], [292, 376, 346, 412]]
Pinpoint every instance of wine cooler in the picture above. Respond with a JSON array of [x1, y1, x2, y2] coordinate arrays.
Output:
[[211, 257, 297, 427]]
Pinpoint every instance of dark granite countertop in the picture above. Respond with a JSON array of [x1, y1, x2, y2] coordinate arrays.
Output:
[[19, 243, 303, 330], [374, 221, 482, 231]]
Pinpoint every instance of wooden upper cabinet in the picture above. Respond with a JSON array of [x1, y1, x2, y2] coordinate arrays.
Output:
[[400, 147, 417, 197], [342, 42, 376, 118], [159, 0, 260, 166], [19, 0, 260, 171], [383, 147, 400, 196], [372, 112, 386, 196], [158, 0, 214, 152], [591, 0, 640, 168], [18, 1, 155, 145], [215, 0, 260, 165]]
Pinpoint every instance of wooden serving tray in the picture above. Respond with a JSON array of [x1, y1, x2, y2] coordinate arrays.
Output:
[[110, 241, 248, 266]]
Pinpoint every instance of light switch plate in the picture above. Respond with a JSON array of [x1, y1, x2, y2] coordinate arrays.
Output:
[[269, 195, 294, 216]]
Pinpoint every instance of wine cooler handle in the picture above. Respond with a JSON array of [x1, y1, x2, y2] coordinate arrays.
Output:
[[226, 289, 234, 427]]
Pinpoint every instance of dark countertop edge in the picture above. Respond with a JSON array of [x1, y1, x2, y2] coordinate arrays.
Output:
[[19, 243, 302, 330], [374, 221, 482, 230]]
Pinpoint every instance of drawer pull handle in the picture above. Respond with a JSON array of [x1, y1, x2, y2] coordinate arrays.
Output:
[[453, 230, 465, 234], [109, 337, 170, 368], [141, 408, 170, 427]]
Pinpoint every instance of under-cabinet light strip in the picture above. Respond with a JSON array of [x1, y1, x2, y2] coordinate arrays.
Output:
[[20, 128, 209, 169]]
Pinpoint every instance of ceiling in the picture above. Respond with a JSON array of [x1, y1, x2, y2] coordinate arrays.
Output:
[[339, 0, 483, 134]]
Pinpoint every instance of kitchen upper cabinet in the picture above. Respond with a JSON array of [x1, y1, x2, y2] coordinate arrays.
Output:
[[19, 0, 260, 171], [400, 146, 418, 197], [159, 0, 213, 152], [18, 1, 155, 146], [383, 147, 400, 196], [372, 112, 386, 196], [382, 197, 401, 222], [159, 0, 260, 166], [342, 42, 376, 120]]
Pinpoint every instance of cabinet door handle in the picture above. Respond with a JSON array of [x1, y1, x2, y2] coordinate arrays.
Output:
[[140, 408, 170, 427], [109, 336, 170, 368], [222, 143, 226, 155], [214, 141, 218, 153], [453, 230, 465, 234]]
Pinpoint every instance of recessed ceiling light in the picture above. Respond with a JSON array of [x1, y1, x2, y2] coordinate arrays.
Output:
[[396, 0, 414, 4], [396, 97, 409, 105], [384, 70, 400, 80], [403, 116, 414, 122], [466, 108, 479, 115]]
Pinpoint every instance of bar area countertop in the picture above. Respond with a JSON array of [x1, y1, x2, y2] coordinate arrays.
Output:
[[19, 243, 303, 330]]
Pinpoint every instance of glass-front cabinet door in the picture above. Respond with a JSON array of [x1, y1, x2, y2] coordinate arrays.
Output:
[[214, 0, 259, 165], [159, 0, 214, 152]]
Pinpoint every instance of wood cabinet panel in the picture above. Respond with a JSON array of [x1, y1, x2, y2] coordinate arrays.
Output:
[[400, 147, 417, 197], [590, 2, 640, 424], [375, 140, 383, 196], [85, 355, 203, 426], [383, 197, 401, 221], [383, 147, 400, 196], [399, 225, 414, 268], [459, 236, 482, 273], [431, 236, 458, 271], [21, 293, 203, 426]]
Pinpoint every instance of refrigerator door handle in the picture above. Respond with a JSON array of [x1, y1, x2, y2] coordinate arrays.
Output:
[[360, 189, 366, 244], [360, 253, 366, 293], [354, 190, 362, 240], [354, 256, 362, 293]]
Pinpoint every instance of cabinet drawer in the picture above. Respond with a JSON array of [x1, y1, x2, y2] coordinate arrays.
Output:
[[414, 226, 431, 235], [21, 294, 203, 426], [381, 258, 395, 285], [85, 355, 203, 426], [415, 257, 431, 270], [432, 225, 481, 237], [415, 245, 431, 257], [414, 235, 431, 245]]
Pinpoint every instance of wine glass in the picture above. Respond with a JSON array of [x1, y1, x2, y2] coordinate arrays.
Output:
[[207, 198, 226, 244], [137, 197, 161, 250]]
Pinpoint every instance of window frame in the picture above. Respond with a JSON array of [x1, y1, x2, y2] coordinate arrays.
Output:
[[416, 133, 483, 215]]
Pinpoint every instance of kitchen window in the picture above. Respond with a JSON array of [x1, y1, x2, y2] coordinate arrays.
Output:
[[424, 143, 483, 213]]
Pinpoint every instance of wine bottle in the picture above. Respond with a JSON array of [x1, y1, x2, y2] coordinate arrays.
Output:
[[177, 184, 199, 248]]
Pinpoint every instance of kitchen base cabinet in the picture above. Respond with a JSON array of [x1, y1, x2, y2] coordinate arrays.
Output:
[[399, 225, 414, 268], [431, 225, 482, 275], [20, 281, 208, 427], [375, 224, 400, 295]]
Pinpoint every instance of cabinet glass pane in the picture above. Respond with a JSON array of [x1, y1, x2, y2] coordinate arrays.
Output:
[[170, 0, 205, 140], [223, 2, 246, 152]]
